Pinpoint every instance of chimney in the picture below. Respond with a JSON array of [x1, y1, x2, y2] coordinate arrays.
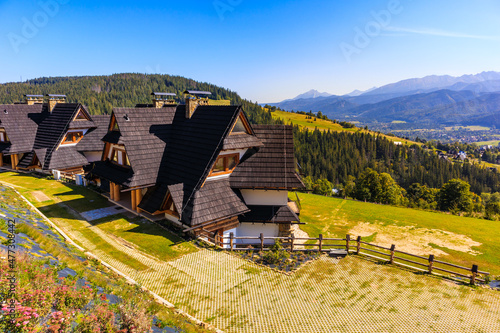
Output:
[[151, 92, 177, 108], [46, 94, 66, 112], [24, 95, 44, 105], [184, 90, 211, 119]]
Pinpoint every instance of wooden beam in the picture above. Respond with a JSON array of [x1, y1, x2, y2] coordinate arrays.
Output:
[[0, 153, 3, 167], [114, 183, 121, 202], [12, 154, 18, 170], [110, 182, 115, 201], [131, 189, 137, 211], [135, 189, 142, 212]]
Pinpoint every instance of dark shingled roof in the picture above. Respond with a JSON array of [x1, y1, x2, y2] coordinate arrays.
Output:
[[96, 104, 304, 228], [239, 205, 299, 223], [90, 160, 135, 185], [185, 178, 249, 226], [107, 107, 177, 187], [223, 133, 263, 150], [17, 151, 35, 169], [101, 130, 123, 145], [34, 104, 97, 170], [155, 105, 243, 223], [230, 125, 305, 190], [0, 102, 105, 170], [46, 147, 89, 170], [76, 115, 110, 152], [137, 105, 249, 223], [0, 104, 47, 154]]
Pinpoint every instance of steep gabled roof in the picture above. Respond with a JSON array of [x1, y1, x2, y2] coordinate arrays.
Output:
[[33, 103, 86, 169], [0, 104, 47, 154], [156, 105, 243, 222], [46, 147, 89, 170], [108, 106, 177, 187], [230, 125, 305, 189], [76, 115, 110, 152], [33, 104, 81, 150], [183, 178, 249, 226], [137, 105, 248, 222]]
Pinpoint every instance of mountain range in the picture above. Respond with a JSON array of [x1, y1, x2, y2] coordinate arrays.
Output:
[[267, 71, 500, 128]]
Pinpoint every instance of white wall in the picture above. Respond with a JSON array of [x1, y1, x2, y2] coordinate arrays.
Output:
[[240, 189, 288, 206], [223, 223, 279, 247], [83, 151, 102, 163]]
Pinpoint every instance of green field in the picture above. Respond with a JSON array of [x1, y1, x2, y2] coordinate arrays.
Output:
[[0, 172, 197, 265], [294, 192, 500, 275], [271, 110, 421, 145]]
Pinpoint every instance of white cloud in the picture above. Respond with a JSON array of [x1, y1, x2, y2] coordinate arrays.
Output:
[[383, 26, 500, 41]]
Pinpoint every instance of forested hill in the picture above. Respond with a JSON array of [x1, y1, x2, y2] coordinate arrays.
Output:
[[0, 74, 273, 124], [294, 128, 500, 194]]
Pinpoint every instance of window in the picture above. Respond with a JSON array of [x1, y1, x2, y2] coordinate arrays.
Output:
[[0, 129, 7, 142], [74, 109, 89, 121], [161, 193, 179, 217], [231, 117, 249, 134], [61, 131, 83, 145], [110, 148, 130, 167], [209, 153, 239, 176], [109, 116, 120, 132]]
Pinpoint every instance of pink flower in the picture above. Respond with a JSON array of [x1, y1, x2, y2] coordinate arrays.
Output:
[[23, 321, 29, 325]]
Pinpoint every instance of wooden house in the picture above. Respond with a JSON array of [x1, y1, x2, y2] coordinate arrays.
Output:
[[91, 91, 305, 242], [0, 95, 108, 176]]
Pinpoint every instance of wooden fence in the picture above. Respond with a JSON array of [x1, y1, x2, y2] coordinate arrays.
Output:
[[205, 233, 489, 285]]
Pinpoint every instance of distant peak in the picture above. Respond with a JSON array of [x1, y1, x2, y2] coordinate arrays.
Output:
[[291, 89, 332, 101]]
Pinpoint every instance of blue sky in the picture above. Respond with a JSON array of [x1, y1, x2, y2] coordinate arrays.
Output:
[[0, 0, 499, 103]]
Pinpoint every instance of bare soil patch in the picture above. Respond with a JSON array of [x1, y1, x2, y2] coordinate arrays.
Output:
[[31, 191, 51, 202], [349, 222, 482, 256]]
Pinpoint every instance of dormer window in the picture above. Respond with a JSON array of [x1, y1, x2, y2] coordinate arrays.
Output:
[[61, 131, 83, 145], [230, 114, 252, 135], [209, 153, 239, 176], [0, 129, 8, 142], [161, 193, 179, 217], [111, 147, 130, 167], [74, 109, 90, 121], [232, 118, 247, 133], [110, 117, 119, 131]]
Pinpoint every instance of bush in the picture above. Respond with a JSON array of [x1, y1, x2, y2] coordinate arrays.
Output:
[[263, 241, 289, 265]]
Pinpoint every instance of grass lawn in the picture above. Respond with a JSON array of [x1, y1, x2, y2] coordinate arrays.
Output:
[[271, 110, 421, 146], [0, 172, 197, 264], [294, 192, 500, 275]]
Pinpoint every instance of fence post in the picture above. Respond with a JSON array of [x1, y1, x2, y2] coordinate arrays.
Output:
[[346, 234, 350, 252], [319, 234, 323, 252], [428, 255, 434, 274], [356, 236, 361, 255], [230, 232, 234, 251], [390, 244, 396, 264], [260, 233, 264, 251], [471, 264, 478, 285], [290, 234, 295, 252]]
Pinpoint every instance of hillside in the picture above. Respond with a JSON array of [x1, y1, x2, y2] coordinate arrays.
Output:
[[270, 110, 419, 145]]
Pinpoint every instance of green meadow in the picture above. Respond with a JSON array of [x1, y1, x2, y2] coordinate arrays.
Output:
[[294, 192, 500, 275]]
